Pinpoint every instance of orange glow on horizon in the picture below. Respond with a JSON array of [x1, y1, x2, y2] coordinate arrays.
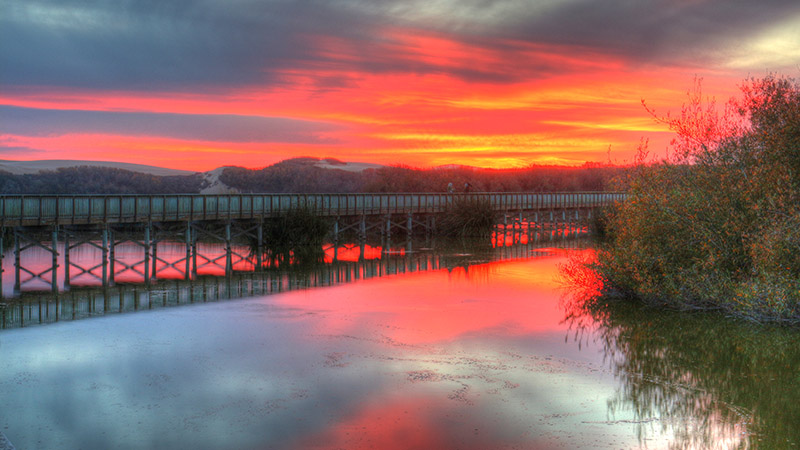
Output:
[[0, 29, 747, 170]]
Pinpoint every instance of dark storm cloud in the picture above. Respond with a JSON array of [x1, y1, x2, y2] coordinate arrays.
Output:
[[493, 0, 800, 66], [1, 0, 799, 91], [0, 0, 381, 90], [0, 105, 341, 143]]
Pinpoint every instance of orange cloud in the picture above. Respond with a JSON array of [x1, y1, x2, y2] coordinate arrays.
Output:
[[0, 31, 747, 170]]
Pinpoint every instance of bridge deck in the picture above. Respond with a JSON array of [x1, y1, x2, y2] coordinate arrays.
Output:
[[0, 192, 624, 227]]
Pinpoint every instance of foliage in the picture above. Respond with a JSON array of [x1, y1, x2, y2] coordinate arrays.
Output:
[[436, 196, 496, 237], [594, 75, 800, 323]]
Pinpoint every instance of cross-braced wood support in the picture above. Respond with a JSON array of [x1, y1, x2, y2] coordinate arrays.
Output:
[[189, 220, 261, 275], [60, 226, 109, 290], [105, 223, 152, 286], [13, 227, 59, 294], [332, 213, 435, 242]]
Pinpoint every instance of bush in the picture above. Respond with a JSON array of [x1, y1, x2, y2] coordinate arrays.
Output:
[[263, 207, 329, 265], [591, 75, 800, 324], [436, 196, 496, 237]]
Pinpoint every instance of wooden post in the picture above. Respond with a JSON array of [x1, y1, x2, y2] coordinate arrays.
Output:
[[0, 228, 3, 299], [51, 227, 58, 292], [109, 228, 116, 286], [191, 224, 198, 278], [185, 222, 192, 280], [225, 222, 232, 276], [333, 219, 339, 243], [144, 223, 151, 285], [14, 230, 21, 295], [64, 229, 70, 290], [151, 229, 158, 280], [256, 220, 263, 271], [102, 226, 109, 287]]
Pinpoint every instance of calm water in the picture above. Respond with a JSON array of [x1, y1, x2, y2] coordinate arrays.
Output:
[[0, 240, 798, 449]]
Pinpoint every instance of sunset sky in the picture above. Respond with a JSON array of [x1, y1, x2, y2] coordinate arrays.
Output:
[[2, 0, 800, 171]]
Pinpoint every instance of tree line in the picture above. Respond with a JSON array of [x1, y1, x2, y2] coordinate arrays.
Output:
[[0, 159, 622, 194], [0, 167, 204, 194], [218, 158, 622, 193]]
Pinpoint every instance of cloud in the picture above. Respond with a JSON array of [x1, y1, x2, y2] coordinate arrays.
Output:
[[482, 0, 800, 68], [0, 145, 45, 156], [4, 0, 800, 93], [0, 105, 342, 143]]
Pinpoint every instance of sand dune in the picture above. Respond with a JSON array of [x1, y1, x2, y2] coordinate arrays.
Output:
[[314, 158, 383, 172]]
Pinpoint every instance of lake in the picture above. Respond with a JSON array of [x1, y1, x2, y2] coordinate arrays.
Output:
[[1, 237, 798, 449]]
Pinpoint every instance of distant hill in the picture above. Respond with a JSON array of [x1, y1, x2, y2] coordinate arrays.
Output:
[[219, 158, 622, 193], [0, 157, 623, 194], [0, 165, 204, 194], [0, 159, 194, 177]]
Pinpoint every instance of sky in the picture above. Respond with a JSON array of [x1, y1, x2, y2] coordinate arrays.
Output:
[[2, 0, 800, 171]]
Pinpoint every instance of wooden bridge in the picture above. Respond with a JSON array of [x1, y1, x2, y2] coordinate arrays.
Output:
[[0, 192, 624, 295], [0, 192, 623, 227]]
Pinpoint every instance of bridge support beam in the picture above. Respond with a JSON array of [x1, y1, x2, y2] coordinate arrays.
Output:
[[13, 227, 59, 294], [185, 222, 192, 280], [102, 226, 109, 286], [225, 222, 232, 276], [0, 228, 3, 299], [144, 223, 151, 286]]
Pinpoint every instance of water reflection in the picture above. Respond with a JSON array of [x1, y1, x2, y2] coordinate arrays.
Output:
[[563, 262, 800, 449], [7, 241, 790, 449], [0, 237, 581, 330], [1, 247, 645, 450]]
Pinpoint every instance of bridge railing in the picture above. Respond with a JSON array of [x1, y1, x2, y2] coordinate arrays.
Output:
[[0, 192, 627, 227]]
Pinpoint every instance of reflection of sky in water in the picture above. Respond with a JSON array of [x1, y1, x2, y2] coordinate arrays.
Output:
[[1, 253, 740, 449]]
